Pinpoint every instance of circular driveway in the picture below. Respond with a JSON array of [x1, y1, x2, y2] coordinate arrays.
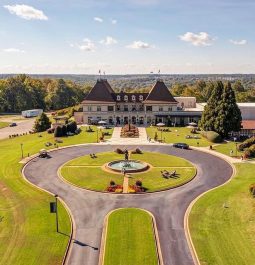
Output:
[[23, 144, 233, 265]]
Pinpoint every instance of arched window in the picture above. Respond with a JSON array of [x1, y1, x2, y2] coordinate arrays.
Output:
[[124, 95, 128, 101], [132, 95, 136, 101], [116, 95, 121, 101], [139, 95, 143, 101]]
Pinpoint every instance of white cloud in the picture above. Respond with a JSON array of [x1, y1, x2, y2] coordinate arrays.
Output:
[[111, 19, 117, 24], [4, 4, 48, 20], [2, 48, 25, 53], [127, 40, 153, 49], [179, 32, 215, 46], [100, 36, 117, 45], [94, 17, 103, 23], [76, 38, 96, 52], [230, 39, 247, 45]]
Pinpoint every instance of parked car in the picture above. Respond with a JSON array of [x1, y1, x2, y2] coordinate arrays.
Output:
[[173, 143, 189, 149], [9, 122, 17, 127], [39, 149, 48, 158]]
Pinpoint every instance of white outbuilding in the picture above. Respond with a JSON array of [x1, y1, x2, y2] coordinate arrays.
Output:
[[21, 109, 43, 118]]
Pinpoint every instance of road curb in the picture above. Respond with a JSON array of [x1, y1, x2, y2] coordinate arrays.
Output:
[[184, 147, 237, 265], [21, 162, 75, 265], [98, 208, 164, 265]]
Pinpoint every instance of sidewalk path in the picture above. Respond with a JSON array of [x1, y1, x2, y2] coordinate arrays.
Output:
[[122, 176, 129, 193]]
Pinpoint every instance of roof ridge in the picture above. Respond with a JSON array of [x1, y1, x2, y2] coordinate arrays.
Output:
[[144, 80, 177, 103]]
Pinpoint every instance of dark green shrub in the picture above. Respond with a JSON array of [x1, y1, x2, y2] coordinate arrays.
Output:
[[115, 148, 124, 154], [54, 126, 63, 137], [62, 125, 67, 136], [201, 131, 222, 143], [136, 180, 143, 187], [67, 121, 77, 133], [238, 137, 255, 151]]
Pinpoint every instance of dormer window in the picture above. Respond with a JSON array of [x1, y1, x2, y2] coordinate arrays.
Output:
[[132, 95, 136, 101], [124, 95, 128, 102], [139, 95, 143, 101], [116, 95, 121, 101]]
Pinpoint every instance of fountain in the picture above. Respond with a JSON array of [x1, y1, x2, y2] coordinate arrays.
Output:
[[107, 160, 149, 173]]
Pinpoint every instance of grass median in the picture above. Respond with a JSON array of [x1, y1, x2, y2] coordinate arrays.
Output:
[[61, 151, 196, 192], [103, 208, 158, 265]]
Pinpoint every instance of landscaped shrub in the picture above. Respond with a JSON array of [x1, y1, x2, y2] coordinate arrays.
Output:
[[54, 126, 63, 137], [238, 137, 255, 151], [66, 121, 77, 133], [131, 148, 143, 154], [110, 180, 115, 186], [244, 144, 255, 158], [115, 148, 124, 154], [136, 180, 142, 187], [201, 131, 222, 143], [62, 125, 67, 136]]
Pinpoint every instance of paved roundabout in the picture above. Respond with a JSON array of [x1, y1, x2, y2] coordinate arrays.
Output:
[[23, 144, 233, 265]]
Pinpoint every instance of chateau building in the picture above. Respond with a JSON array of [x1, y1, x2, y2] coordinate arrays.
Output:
[[75, 79, 202, 126]]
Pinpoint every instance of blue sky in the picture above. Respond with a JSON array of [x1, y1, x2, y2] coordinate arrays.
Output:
[[0, 0, 254, 74]]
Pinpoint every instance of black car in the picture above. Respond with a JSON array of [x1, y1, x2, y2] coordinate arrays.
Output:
[[173, 143, 189, 149], [9, 122, 17, 127]]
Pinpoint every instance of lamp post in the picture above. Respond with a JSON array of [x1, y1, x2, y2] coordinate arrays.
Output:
[[20, 143, 24, 159], [97, 129, 98, 143], [55, 195, 59, 232], [235, 142, 238, 157]]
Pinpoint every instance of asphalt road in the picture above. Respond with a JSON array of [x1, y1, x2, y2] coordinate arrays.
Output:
[[0, 118, 35, 139], [23, 144, 233, 265]]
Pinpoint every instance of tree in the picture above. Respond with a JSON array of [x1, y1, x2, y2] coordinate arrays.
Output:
[[200, 81, 242, 137], [221, 82, 242, 135], [233, 80, 245, 92], [200, 81, 224, 132], [33, 113, 51, 132]]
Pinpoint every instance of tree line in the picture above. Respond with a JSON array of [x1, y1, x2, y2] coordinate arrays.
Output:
[[0, 74, 91, 113], [0, 74, 254, 113], [171, 80, 255, 102]]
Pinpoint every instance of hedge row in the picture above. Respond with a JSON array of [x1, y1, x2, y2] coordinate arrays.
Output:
[[238, 137, 255, 151], [200, 131, 223, 143]]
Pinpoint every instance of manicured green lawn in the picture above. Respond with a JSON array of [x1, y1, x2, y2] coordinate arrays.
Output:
[[104, 208, 158, 265], [214, 141, 242, 157], [190, 163, 255, 265], [146, 126, 212, 147], [61, 151, 196, 192], [0, 121, 9, 128], [0, 126, 111, 265]]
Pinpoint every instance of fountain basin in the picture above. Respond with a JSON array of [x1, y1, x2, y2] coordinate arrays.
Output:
[[107, 160, 149, 173]]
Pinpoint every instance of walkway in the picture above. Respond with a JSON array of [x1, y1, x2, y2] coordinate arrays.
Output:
[[106, 127, 149, 145]]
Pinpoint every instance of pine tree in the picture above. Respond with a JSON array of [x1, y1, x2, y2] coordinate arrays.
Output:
[[221, 82, 242, 136], [200, 81, 224, 132], [33, 112, 51, 132], [200, 81, 242, 137]]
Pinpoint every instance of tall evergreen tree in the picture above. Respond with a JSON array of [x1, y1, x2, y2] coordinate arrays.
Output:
[[200, 81, 242, 137], [221, 82, 242, 136], [200, 81, 224, 132]]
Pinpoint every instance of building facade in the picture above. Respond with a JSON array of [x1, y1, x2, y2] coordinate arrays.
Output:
[[75, 79, 202, 126], [75, 78, 255, 129]]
